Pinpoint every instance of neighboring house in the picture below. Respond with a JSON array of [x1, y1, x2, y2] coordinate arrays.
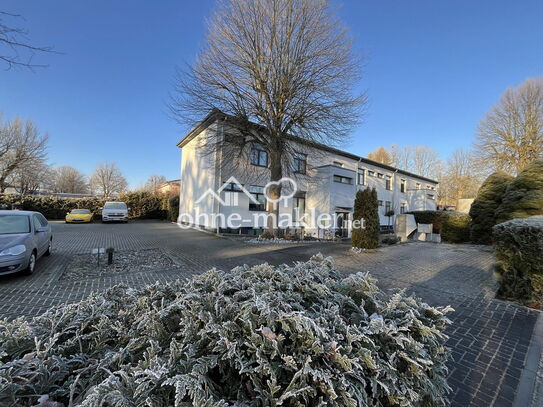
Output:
[[1, 186, 18, 194], [177, 111, 438, 236], [157, 179, 180, 196], [456, 198, 475, 214]]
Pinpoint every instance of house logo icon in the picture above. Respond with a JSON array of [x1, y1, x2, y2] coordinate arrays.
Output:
[[195, 176, 298, 207], [195, 176, 259, 206]]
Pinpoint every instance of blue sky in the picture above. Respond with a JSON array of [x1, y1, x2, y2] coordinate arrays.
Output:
[[1, 1, 542, 187]]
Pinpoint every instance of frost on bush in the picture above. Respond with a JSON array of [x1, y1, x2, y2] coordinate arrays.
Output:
[[493, 216, 543, 304], [0, 255, 453, 406]]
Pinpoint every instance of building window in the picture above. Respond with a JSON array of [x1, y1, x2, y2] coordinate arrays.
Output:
[[250, 145, 268, 167], [223, 182, 242, 192], [357, 168, 365, 185], [293, 152, 307, 174], [248, 186, 266, 211], [385, 201, 392, 214], [377, 173, 384, 179], [378, 200, 383, 206], [368, 170, 375, 177], [400, 179, 406, 193], [333, 175, 353, 184], [293, 194, 306, 222], [385, 175, 392, 190], [333, 161, 344, 167], [427, 194, 435, 200], [400, 202, 407, 214]]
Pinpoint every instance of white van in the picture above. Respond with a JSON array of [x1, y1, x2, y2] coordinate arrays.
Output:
[[101, 201, 129, 223]]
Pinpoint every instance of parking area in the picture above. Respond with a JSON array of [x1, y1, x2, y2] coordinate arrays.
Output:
[[0, 220, 541, 406]]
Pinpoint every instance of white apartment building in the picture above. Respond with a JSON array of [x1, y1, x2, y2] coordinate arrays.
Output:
[[177, 111, 438, 237]]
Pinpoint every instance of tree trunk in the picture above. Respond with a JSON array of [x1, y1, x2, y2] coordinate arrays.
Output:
[[266, 148, 283, 236]]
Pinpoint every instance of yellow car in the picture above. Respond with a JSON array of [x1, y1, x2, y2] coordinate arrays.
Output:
[[65, 209, 94, 223]]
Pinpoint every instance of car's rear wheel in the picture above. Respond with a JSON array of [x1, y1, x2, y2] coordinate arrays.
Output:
[[44, 239, 52, 256], [23, 252, 36, 275]]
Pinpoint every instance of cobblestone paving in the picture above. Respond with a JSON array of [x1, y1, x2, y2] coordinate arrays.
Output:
[[0, 220, 541, 406]]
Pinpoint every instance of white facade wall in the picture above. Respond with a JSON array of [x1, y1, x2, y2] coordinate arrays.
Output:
[[179, 127, 220, 230], [178, 120, 438, 235]]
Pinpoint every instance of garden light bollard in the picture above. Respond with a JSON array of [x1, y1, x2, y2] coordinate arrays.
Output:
[[91, 248, 105, 267], [106, 247, 114, 265]]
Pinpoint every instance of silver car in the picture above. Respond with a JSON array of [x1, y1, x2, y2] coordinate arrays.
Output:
[[0, 210, 52, 275]]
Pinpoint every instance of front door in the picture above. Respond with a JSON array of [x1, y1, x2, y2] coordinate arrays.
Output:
[[335, 212, 349, 238]]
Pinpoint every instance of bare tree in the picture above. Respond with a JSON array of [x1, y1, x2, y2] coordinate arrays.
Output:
[[389, 144, 442, 179], [411, 146, 443, 179], [0, 11, 54, 70], [475, 77, 543, 174], [144, 174, 167, 194], [0, 116, 48, 192], [367, 146, 393, 165], [390, 144, 412, 173], [90, 162, 127, 198], [170, 0, 365, 231], [438, 149, 482, 206], [52, 166, 89, 194], [9, 157, 52, 195]]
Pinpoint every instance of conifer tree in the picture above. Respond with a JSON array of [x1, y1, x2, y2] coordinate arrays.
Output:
[[352, 187, 380, 249], [469, 171, 513, 244], [496, 159, 543, 223]]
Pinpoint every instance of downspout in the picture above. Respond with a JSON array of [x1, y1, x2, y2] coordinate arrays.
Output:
[[392, 169, 398, 231], [216, 118, 225, 234]]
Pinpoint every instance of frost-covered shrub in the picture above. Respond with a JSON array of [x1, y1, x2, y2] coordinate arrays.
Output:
[[493, 216, 543, 305], [0, 255, 453, 406]]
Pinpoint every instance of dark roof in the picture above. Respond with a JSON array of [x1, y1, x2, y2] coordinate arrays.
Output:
[[176, 110, 439, 184]]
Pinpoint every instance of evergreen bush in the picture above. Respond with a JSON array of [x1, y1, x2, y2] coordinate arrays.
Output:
[[407, 211, 471, 243], [352, 188, 379, 249], [441, 213, 471, 243], [495, 159, 543, 223], [0, 194, 104, 219], [120, 191, 168, 219], [469, 172, 513, 244], [168, 195, 180, 222], [493, 216, 543, 306], [0, 256, 453, 406]]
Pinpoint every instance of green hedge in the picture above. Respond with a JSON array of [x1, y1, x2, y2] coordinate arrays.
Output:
[[407, 211, 471, 243], [0, 195, 104, 220], [168, 195, 179, 222], [0, 192, 179, 221], [493, 216, 543, 306]]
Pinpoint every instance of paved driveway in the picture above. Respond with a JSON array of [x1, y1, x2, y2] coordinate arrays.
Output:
[[0, 220, 541, 407]]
